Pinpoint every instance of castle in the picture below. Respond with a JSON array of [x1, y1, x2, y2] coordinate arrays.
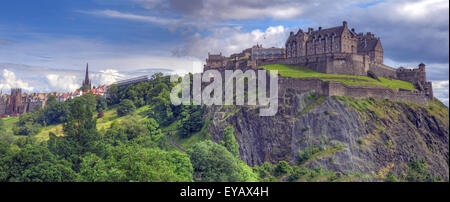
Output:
[[204, 21, 434, 105]]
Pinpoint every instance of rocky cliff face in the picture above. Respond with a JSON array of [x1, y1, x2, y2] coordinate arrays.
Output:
[[206, 91, 449, 181]]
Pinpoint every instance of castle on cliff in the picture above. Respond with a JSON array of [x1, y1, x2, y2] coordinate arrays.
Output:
[[204, 21, 434, 105]]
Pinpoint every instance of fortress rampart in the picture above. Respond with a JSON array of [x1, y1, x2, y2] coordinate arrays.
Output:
[[277, 77, 429, 105]]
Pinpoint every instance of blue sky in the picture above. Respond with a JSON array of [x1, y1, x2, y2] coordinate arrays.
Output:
[[0, 0, 448, 105]]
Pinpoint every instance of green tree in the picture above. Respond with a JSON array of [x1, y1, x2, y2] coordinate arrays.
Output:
[[117, 99, 136, 117], [78, 145, 193, 182], [43, 100, 70, 125], [151, 88, 174, 126], [0, 144, 77, 182], [107, 84, 120, 105], [178, 105, 204, 137], [221, 126, 239, 157], [274, 161, 292, 177], [49, 96, 104, 169], [96, 95, 107, 112], [187, 140, 257, 182]]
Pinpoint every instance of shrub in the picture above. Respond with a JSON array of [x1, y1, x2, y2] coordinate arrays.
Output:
[[221, 126, 239, 157], [274, 161, 292, 177], [297, 145, 321, 164], [187, 140, 257, 182], [117, 99, 136, 117]]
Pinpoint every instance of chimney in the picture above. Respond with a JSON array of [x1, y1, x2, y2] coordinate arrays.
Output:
[[343, 21, 348, 27], [351, 28, 355, 32], [290, 31, 294, 36], [308, 27, 314, 33], [318, 27, 322, 31]]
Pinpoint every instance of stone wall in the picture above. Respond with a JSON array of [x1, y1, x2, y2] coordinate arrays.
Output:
[[277, 77, 429, 105], [368, 62, 397, 78], [396, 68, 427, 84], [257, 53, 369, 76]]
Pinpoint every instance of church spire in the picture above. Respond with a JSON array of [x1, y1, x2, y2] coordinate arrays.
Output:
[[83, 63, 91, 90], [85, 63, 89, 84]]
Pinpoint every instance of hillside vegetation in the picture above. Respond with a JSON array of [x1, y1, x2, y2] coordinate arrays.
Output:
[[261, 64, 416, 91], [0, 71, 447, 182]]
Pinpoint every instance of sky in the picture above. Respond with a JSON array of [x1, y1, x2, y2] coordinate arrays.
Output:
[[0, 0, 448, 105]]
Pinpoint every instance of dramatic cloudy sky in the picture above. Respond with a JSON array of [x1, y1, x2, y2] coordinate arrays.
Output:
[[0, 0, 448, 105]]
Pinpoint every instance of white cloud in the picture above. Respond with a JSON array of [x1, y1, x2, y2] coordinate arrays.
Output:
[[79, 9, 180, 25], [431, 80, 449, 106], [45, 74, 81, 92], [136, 0, 306, 21], [0, 69, 34, 92], [173, 25, 290, 59], [91, 69, 125, 86]]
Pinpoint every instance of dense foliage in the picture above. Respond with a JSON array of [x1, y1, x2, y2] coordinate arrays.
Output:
[[187, 140, 258, 182], [220, 126, 239, 157], [117, 99, 136, 117], [1, 71, 442, 182]]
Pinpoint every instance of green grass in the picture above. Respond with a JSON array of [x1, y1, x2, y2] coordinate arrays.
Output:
[[35, 105, 151, 141], [1, 117, 19, 135], [172, 118, 212, 149], [260, 64, 416, 91], [35, 124, 64, 141], [162, 120, 179, 132]]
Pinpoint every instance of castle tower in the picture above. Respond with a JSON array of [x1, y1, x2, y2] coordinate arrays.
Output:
[[82, 63, 92, 90], [419, 62, 426, 71]]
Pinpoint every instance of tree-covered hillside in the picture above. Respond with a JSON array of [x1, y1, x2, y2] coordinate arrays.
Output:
[[0, 72, 447, 182]]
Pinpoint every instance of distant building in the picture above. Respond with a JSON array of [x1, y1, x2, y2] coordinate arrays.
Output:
[[205, 52, 228, 69], [114, 75, 149, 87], [251, 44, 285, 60]]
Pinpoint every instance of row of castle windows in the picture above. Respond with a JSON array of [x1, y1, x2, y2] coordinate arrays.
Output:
[[287, 43, 340, 57]]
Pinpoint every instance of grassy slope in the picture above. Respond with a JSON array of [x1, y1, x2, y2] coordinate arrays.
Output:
[[1, 117, 19, 135], [34, 105, 151, 141], [261, 64, 416, 91], [31, 104, 207, 151]]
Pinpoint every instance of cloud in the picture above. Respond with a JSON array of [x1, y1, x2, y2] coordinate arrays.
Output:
[[91, 69, 125, 86], [0, 69, 34, 92], [133, 0, 447, 64], [173, 25, 291, 59], [46, 74, 81, 92], [79, 9, 180, 25], [431, 80, 449, 106], [138, 0, 306, 21]]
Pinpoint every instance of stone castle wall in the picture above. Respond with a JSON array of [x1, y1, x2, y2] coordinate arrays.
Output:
[[277, 76, 429, 105], [257, 53, 370, 76], [396, 68, 427, 84], [368, 62, 397, 78]]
